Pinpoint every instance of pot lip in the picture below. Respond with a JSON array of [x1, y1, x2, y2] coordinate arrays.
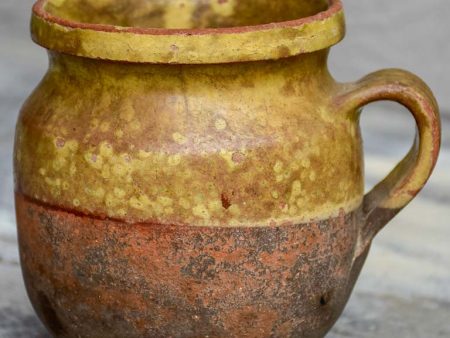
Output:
[[31, 0, 345, 64]]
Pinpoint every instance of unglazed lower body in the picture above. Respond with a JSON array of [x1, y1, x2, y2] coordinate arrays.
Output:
[[16, 192, 368, 338]]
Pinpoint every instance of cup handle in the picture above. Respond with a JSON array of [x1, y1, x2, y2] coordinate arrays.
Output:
[[334, 69, 441, 256]]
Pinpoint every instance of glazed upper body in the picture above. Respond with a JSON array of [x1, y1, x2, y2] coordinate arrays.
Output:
[[15, 50, 363, 227], [15, 0, 364, 227]]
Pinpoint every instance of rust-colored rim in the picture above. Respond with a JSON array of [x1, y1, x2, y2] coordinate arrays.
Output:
[[32, 0, 343, 36], [31, 0, 345, 63]]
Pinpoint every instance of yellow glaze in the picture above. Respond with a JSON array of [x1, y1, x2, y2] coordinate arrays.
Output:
[[31, 0, 345, 64], [16, 0, 440, 229], [15, 51, 363, 227]]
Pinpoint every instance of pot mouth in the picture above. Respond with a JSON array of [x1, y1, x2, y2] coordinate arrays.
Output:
[[31, 0, 345, 64]]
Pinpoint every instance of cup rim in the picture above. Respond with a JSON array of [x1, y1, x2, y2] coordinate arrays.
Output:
[[31, 0, 345, 64]]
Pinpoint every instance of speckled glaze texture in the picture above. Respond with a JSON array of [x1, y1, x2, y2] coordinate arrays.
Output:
[[16, 51, 364, 227], [15, 0, 441, 337]]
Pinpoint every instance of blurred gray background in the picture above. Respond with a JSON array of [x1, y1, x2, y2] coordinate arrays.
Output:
[[1, 0, 449, 337]]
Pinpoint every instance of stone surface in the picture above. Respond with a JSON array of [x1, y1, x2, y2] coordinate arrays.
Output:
[[1, 1, 449, 337]]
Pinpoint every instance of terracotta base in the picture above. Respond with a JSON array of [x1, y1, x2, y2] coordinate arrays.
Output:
[[16, 192, 368, 338]]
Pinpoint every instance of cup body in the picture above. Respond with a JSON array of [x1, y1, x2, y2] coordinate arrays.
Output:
[[15, 1, 370, 337], [15, 48, 366, 338]]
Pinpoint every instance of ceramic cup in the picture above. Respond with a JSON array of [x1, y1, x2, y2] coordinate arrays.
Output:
[[15, 0, 441, 337]]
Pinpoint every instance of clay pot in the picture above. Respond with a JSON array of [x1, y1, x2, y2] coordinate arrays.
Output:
[[15, 0, 441, 337]]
